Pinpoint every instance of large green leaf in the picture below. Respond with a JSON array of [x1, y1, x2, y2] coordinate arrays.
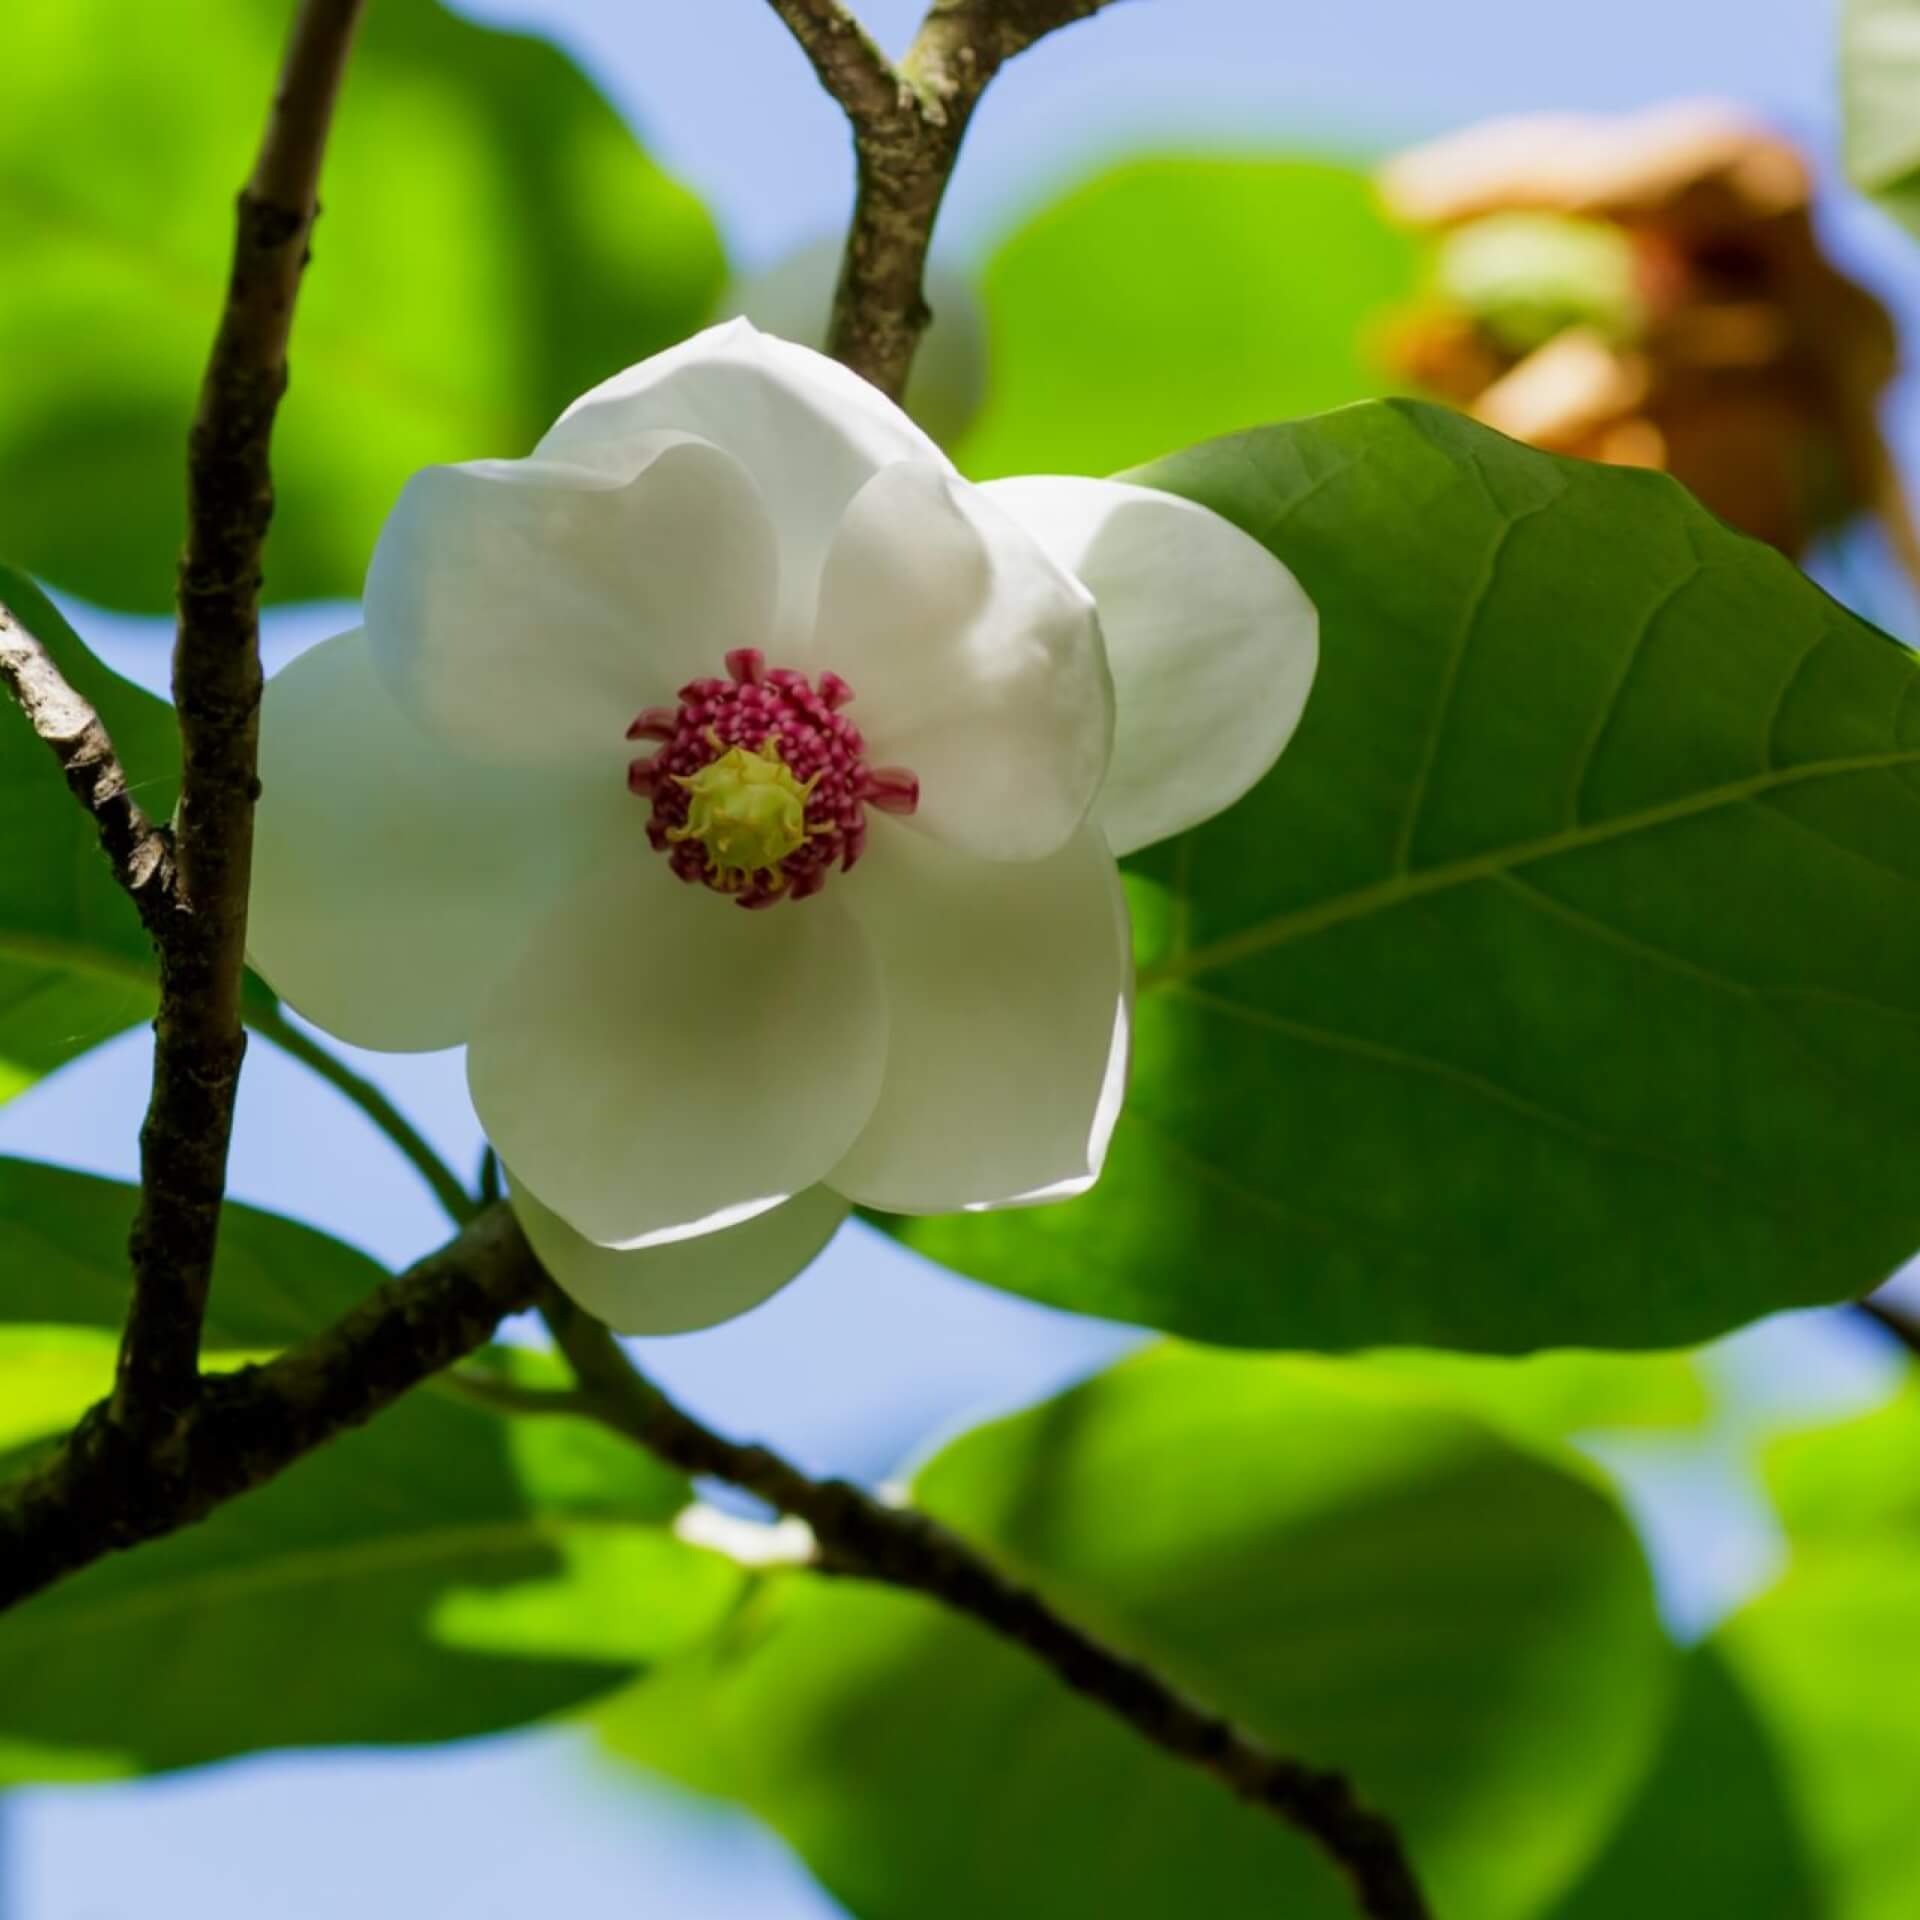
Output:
[[0, 564, 176, 1100], [1715, 1544, 1920, 1919], [954, 156, 1414, 481], [0, 1365, 733, 1781], [0, 1157, 388, 1343], [1545, 1649, 1821, 1918], [894, 401, 1920, 1351], [1361, 1346, 1708, 1458], [1843, 0, 1920, 237], [605, 1347, 1669, 1920], [1, 0, 722, 610], [1706, 1388, 1920, 1917]]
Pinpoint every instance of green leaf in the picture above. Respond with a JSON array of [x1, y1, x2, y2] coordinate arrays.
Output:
[[954, 156, 1414, 481], [1765, 1378, 1920, 1543], [1654, 1382, 1920, 1915], [1843, 0, 1920, 236], [1714, 1540, 1920, 1916], [1545, 1650, 1821, 1919], [1361, 1347, 1709, 1457], [0, 1157, 389, 1344], [0, 564, 177, 1100], [894, 401, 1920, 1351], [0, 1375, 735, 1780], [0, 0, 723, 611], [604, 1346, 1669, 1920], [0, 1326, 118, 1452]]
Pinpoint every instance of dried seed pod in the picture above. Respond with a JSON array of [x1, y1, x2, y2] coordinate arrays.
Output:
[[1379, 101, 1902, 561]]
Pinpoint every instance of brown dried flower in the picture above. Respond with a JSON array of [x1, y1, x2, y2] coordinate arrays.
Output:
[[1379, 101, 1906, 563]]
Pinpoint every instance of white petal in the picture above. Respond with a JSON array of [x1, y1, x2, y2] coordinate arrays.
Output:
[[366, 433, 777, 766], [719, 240, 989, 449], [540, 320, 951, 645], [248, 628, 626, 1052], [812, 462, 1114, 862], [983, 476, 1318, 856], [467, 850, 887, 1247], [509, 1174, 849, 1336], [831, 822, 1132, 1213]]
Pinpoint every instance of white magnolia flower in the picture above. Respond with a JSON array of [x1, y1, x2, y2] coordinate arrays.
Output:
[[248, 321, 1316, 1334]]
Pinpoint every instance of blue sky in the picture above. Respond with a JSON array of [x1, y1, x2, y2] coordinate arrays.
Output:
[[5, 1, 1914, 1914]]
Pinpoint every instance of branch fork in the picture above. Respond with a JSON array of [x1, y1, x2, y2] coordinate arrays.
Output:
[[766, 0, 1114, 401]]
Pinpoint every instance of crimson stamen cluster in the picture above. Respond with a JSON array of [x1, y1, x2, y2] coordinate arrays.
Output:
[[627, 648, 919, 908]]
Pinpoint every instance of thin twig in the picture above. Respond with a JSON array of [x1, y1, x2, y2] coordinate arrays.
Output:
[[0, 1205, 542, 1612], [118, 0, 368, 1429], [543, 1292, 1432, 1920], [0, 600, 177, 935], [761, 0, 1114, 400], [1858, 1295, 1920, 1357], [250, 1000, 478, 1227]]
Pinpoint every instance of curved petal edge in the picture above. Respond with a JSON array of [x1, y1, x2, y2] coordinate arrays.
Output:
[[511, 1174, 851, 1335], [983, 475, 1318, 857]]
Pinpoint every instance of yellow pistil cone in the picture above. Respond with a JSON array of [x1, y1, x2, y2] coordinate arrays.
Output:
[[669, 739, 819, 884]]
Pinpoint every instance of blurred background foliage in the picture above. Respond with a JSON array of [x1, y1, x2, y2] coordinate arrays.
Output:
[[952, 156, 1416, 477], [7, 0, 1920, 1917], [0, 0, 722, 611], [603, 1348, 1672, 1920]]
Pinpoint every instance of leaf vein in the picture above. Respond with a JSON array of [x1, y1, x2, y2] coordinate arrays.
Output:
[[1566, 550, 1705, 827], [1894, 655, 1920, 751], [1172, 984, 1747, 1193], [1390, 484, 1547, 873], [1140, 745, 1920, 990], [1125, 1106, 1422, 1258], [1762, 623, 1839, 774], [1497, 874, 1920, 1116]]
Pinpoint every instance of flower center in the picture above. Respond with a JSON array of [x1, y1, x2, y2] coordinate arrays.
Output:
[[670, 739, 817, 877], [627, 648, 919, 909]]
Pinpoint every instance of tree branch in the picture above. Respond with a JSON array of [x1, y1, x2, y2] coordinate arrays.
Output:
[[119, 0, 367, 1429], [763, 0, 905, 124], [908, 0, 1115, 99], [543, 1293, 1432, 1920], [0, 600, 177, 936], [763, 0, 1114, 400], [0, 1205, 541, 1613]]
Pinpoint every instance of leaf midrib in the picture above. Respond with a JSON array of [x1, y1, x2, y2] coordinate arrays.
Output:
[[1140, 746, 1920, 991]]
